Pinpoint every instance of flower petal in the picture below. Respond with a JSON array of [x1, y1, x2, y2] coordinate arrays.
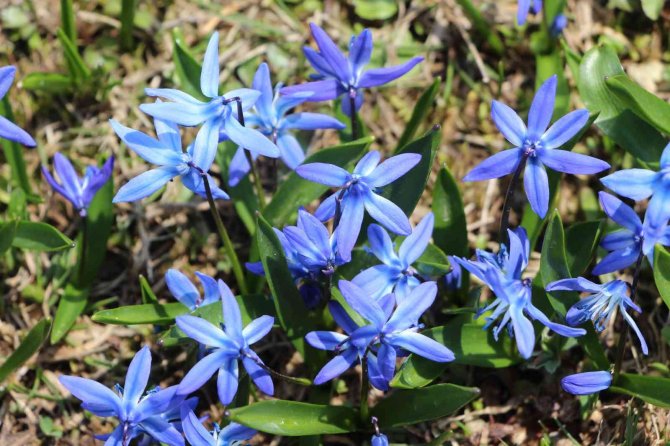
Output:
[[305, 331, 348, 351], [195, 271, 220, 307], [541, 109, 589, 149], [139, 414, 185, 445], [527, 75, 557, 139], [645, 184, 670, 229], [523, 158, 550, 218], [315, 192, 338, 221], [335, 190, 366, 261], [309, 23, 352, 83], [600, 169, 657, 201], [296, 162, 350, 187], [166, 269, 199, 309], [349, 29, 373, 75], [59, 376, 122, 416], [546, 277, 602, 293], [177, 349, 229, 396], [399, 212, 433, 265], [182, 410, 214, 446], [491, 101, 526, 147], [538, 149, 610, 175], [338, 279, 386, 328], [0, 66, 16, 99], [364, 191, 411, 235], [200, 32, 220, 98], [313, 349, 358, 385], [175, 315, 232, 349], [139, 100, 212, 127], [328, 301, 360, 335], [242, 315, 274, 345], [217, 359, 239, 405], [123, 346, 151, 409], [281, 112, 345, 131], [277, 133, 305, 170], [280, 79, 343, 102], [561, 371, 612, 395], [385, 281, 437, 332], [377, 343, 397, 383], [192, 117, 221, 171], [112, 166, 179, 203], [366, 153, 421, 187], [0, 115, 36, 147], [463, 149, 522, 181], [620, 308, 649, 355], [592, 247, 640, 275], [352, 265, 398, 301], [242, 352, 274, 396], [389, 331, 455, 362], [511, 306, 536, 359], [220, 279, 243, 341], [358, 57, 424, 89]]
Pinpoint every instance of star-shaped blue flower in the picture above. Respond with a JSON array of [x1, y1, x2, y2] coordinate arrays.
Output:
[[464, 75, 610, 218], [518, 0, 542, 25], [165, 269, 220, 311], [546, 277, 648, 355], [227, 62, 345, 186], [0, 66, 36, 147], [454, 228, 586, 359], [42, 153, 114, 217], [59, 346, 184, 446], [296, 150, 421, 261], [139, 33, 280, 171], [175, 279, 274, 405], [110, 110, 228, 203], [601, 142, 670, 230], [593, 192, 670, 275], [280, 24, 423, 115], [560, 371, 613, 396], [352, 212, 434, 302], [181, 406, 256, 446]]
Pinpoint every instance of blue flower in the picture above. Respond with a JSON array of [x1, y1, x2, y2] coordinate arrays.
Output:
[[165, 269, 220, 311], [560, 371, 612, 396], [546, 277, 648, 355], [550, 14, 568, 37], [227, 63, 345, 186], [601, 142, 670, 229], [454, 228, 586, 359], [42, 153, 114, 217], [59, 346, 184, 446], [110, 108, 229, 203], [307, 280, 454, 390], [175, 279, 274, 405], [445, 256, 463, 291], [372, 433, 389, 446], [352, 213, 434, 302], [280, 24, 423, 115], [136, 397, 198, 446], [139, 33, 280, 171], [464, 75, 610, 218], [518, 0, 542, 25], [181, 406, 256, 446], [296, 150, 421, 261], [0, 66, 36, 147], [592, 192, 670, 275]]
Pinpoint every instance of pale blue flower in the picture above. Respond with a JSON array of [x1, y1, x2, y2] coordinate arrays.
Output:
[[0, 66, 36, 147], [561, 371, 612, 396]]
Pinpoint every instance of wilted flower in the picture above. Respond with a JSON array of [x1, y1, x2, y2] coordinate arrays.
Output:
[[546, 277, 648, 355], [227, 62, 344, 186], [140, 32, 280, 169], [454, 228, 586, 359], [352, 213, 434, 302], [601, 141, 670, 229], [561, 371, 612, 396], [42, 153, 114, 217], [464, 75, 609, 218], [176, 280, 274, 405], [0, 65, 36, 147], [593, 192, 670, 275], [59, 346, 183, 446], [181, 406, 256, 446], [165, 269, 220, 311], [296, 150, 421, 261], [280, 24, 423, 115]]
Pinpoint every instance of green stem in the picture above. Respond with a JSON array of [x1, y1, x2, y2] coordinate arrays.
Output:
[[232, 97, 266, 210], [76, 216, 88, 284], [359, 356, 369, 423], [613, 249, 645, 379], [498, 153, 529, 245], [349, 90, 358, 140], [201, 173, 249, 295]]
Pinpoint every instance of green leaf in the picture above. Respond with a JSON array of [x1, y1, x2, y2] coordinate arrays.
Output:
[[22, 72, 73, 94], [0, 97, 34, 196], [139, 275, 158, 304], [12, 221, 74, 252], [611, 373, 670, 408], [172, 30, 206, 101], [60, 0, 76, 42], [605, 74, 670, 136], [414, 243, 451, 277], [0, 220, 18, 254], [119, 0, 135, 51], [0, 319, 50, 383], [641, 0, 664, 20], [432, 165, 468, 258], [51, 284, 89, 343], [93, 302, 188, 325], [539, 211, 609, 369], [565, 220, 604, 277], [56, 28, 91, 81], [256, 214, 317, 358], [653, 245, 670, 310], [391, 316, 521, 389], [455, 0, 504, 54], [219, 141, 259, 235], [384, 127, 440, 217], [578, 45, 666, 164], [264, 137, 373, 227], [228, 401, 358, 436], [75, 179, 114, 288], [353, 0, 398, 20], [372, 383, 479, 428], [396, 78, 440, 150]]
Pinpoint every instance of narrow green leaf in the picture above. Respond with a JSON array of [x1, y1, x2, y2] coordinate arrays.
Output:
[[455, 0, 504, 54], [51, 284, 89, 343], [264, 137, 373, 227], [56, 28, 91, 81], [605, 74, 670, 136], [0, 319, 51, 382], [93, 302, 189, 325], [219, 141, 259, 235], [372, 383, 479, 428], [384, 127, 440, 216], [60, 0, 76, 42], [22, 72, 73, 94], [414, 243, 451, 277], [653, 245, 670, 310], [611, 373, 670, 408], [432, 165, 468, 258], [12, 221, 74, 252], [139, 275, 158, 304], [539, 211, 609, 369], [119, 0, 135, 52], [565, 220, 603, 277], [396, 78, 440, 150], [0, 220, 18, 254], [172, 30, 206, 101], [228, 401, 358, 436], [578, 45, 666, 164]]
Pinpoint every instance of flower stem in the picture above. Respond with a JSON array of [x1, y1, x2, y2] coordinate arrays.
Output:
[[613, 249, 645, 379], [359, 355, 369, 423], [349, 90, 358, 140], [248, 354, 312, 386], [76, 216, 88, 284], [333, 188, 348, 230], [230, 97, 266, 210], [498, 153, 529, 245], [201, 173, 249, 295]]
